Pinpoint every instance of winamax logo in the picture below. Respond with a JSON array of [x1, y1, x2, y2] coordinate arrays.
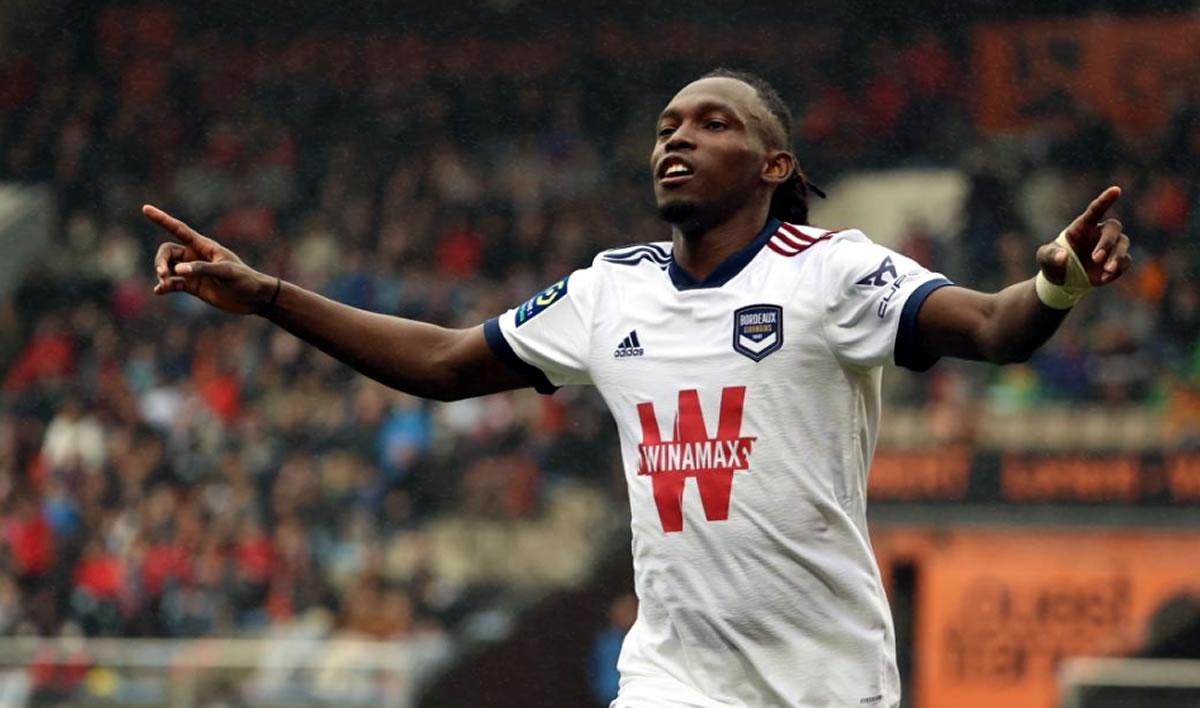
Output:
[[635, 387, 756, 533]]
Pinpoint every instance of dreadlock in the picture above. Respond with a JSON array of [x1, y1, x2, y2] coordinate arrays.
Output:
[[700, 68, 824, 225]]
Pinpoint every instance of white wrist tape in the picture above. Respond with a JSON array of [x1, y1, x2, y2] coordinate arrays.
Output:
[[1035, 230, 1093, 310]]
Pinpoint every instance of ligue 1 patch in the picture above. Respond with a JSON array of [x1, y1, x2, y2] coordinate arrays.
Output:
[[515, 275, 569, 327], [732, 304, 783, 362]]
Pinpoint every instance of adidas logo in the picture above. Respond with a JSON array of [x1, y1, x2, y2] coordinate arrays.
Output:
[[614, 330, 644, 358]]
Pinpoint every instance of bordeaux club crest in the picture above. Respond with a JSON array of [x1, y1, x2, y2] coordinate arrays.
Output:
[[732, 304, 783, 362]]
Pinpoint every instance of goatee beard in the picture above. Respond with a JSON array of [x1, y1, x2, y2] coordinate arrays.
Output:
[[657, 200, 699, 225]]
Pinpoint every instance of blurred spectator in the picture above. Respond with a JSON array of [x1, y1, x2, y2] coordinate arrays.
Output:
[[0, 1, 1195, 651], [588, 593, 637, 707], [42, 397, 105, 476], [378, 394, 432, 483], [3, 315, 75, 395], [5, 496, 56, 585]]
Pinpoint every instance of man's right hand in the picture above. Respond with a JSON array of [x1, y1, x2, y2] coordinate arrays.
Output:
[[144, 204, 530, 401], [145, 204, 278, 315]]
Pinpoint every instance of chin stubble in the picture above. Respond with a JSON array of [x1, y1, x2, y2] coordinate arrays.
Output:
[[657, 199, 699, 224]]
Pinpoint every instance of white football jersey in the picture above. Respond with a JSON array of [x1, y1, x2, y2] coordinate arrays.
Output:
[[486, 219, 950, 708]]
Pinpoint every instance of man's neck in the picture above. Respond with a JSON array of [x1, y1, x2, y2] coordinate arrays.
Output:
[[671, 204, 773, 283]]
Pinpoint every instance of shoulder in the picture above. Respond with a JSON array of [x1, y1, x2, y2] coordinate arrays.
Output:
[[540, 242, 671, 303], [588, 241, 674, 279], [594, 241, 673, 270], [766, 223, 877, 274], [763, 222, 862, 260], [799, 226, 885, 270], [807, 227, 938, 301], [774, 224, 898, 291]]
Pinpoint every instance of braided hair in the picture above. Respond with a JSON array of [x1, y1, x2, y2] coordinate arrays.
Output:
[[700, 68, 824, 225]]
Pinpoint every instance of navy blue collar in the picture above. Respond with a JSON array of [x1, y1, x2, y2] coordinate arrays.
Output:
[[668, 218, 781, 291]]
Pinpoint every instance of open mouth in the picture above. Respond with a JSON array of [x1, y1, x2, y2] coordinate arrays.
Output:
[[657, 157, 695, 186]]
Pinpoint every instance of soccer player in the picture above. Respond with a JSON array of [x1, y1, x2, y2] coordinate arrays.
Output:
[[146, 70, 1132, 707]]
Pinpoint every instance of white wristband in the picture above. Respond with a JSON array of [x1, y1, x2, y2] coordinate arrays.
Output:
[[1035, 231, 1093, 310]]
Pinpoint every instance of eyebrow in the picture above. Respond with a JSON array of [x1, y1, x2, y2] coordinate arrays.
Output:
[[658, 99, 743, 124]]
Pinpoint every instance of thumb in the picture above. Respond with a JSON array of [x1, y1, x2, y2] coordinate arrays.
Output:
[[1036, 243, 1069, 285], [176, 261, 231, 277]]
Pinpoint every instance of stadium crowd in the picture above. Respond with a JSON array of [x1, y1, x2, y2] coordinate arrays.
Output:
[[0, 3, 1197, 664]]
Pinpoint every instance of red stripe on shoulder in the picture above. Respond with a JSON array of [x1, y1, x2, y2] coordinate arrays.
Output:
[[774, 229, 811, 250], [768, 229, 838, 258], [767, 240, 797, 256], [777, 222, 816, 240], [780, 222, 842, 241]]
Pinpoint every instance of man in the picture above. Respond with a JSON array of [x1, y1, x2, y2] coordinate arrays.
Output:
[[146, 70, 1132, 707]]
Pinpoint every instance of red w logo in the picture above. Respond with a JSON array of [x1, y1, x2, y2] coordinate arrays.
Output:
[[636, 387, 756, 533]]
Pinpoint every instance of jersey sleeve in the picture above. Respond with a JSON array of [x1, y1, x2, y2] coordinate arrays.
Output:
[[484, 267, 597, 393], [820, 230, 952, 371]]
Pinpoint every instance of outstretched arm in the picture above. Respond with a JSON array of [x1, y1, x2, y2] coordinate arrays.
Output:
[[145, 205, 528, 401], [914, 186, 1132, 365]]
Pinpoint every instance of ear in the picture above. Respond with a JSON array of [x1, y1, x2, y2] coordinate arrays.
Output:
[[762, 151, 795, 186]]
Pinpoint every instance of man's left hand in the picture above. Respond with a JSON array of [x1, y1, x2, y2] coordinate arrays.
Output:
[[1036, 186, 1133, 287]]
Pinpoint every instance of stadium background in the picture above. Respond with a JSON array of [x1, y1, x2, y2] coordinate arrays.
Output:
[[0, 0, 1198, 706]]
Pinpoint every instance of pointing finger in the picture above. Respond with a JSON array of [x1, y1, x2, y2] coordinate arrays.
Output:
[[142, 205, 214, 254], [1071, 186, 1122, 233]]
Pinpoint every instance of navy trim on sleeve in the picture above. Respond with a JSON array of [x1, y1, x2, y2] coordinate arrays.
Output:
[[894, 278, 953, 372], [483, 318, 559, 395]]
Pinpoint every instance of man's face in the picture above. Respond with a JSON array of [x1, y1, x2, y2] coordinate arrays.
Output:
[[651, 77, 775, 228]]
